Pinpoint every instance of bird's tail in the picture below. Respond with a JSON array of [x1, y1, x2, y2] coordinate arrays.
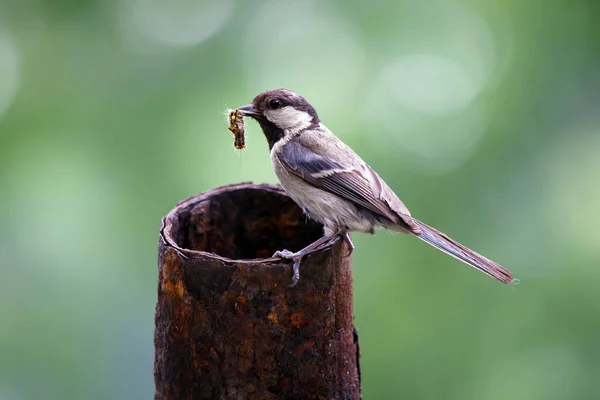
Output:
[[412, 218, 513, 284]]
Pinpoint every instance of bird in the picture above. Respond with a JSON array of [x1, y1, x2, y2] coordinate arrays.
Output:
[[234, 88, 513, 286]]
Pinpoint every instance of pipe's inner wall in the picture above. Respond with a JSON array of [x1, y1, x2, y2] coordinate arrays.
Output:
[[171, 187, 323, 259]]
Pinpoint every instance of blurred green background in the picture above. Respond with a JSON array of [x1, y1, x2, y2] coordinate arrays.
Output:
[[1, 0, 599, 399]]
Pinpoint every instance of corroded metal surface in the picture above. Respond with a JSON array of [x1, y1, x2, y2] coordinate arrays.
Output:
[[155, 183, 360, 400]]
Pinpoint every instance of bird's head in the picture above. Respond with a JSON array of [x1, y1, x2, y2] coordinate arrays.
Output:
[[236, 89, 320, 148]]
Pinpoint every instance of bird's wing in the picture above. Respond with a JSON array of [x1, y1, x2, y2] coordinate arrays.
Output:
[[277, 135, 420, 233]]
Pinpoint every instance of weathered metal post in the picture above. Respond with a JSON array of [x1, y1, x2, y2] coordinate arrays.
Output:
[[154, 183, 361, 399]]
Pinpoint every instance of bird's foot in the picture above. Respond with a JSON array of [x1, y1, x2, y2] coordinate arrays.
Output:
[[272, 233, 351, 286], [272, 249, 304, 287], [273, 234, 338, 287], [272, 249, 296, 259]]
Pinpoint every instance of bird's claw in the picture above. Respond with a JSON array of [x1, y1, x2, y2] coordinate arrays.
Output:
[[290, 259, 301, 287], [273, 249, 303, 287], [273, 232, 354, 287], [272, 249, 295, 259], [343, 232, 354, 257]]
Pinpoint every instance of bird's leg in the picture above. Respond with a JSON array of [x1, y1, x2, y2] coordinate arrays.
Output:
[[312, 234, 343, 252], [273, 234, 341, 287], [311, 231, 353, 256]]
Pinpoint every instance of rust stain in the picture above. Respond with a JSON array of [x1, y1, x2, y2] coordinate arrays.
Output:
[[293, 345, 303, 357], [192, 302, 209, 331], [161, 280, 185, 298], [160, 251, 186, 299], [190, 343, 199, 371], [290, 311, 305, 328], [304, 293, 327, 306], [293, 340, 315, 357], [267, 311, 278, 324], [238, 338, 254, 371]]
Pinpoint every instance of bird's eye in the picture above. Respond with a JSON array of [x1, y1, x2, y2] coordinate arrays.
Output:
[[269, 98, 282, 109]]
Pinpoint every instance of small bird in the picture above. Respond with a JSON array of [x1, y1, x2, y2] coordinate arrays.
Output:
[[235, 88, 513, 286]]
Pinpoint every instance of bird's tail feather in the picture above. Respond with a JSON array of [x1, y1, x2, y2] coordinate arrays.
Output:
[[412, 218, 513, 284]]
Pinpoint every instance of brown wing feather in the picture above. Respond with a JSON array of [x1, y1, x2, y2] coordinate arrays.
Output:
[[278, 138, 420, 233], [362, 164, 419, 232]]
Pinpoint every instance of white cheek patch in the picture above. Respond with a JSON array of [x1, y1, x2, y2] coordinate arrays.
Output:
[[265, 106, 313, 133]]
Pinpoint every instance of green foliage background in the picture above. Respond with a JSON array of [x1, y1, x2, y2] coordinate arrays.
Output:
[[1, 0, 599, 399]]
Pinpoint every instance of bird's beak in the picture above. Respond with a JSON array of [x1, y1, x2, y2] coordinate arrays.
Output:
[[237, 104, 259, 117]]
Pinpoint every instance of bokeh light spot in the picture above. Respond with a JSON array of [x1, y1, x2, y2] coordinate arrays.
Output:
[[542, 124, 600, 259], [5, 142, 119, 281], [244, 0, 365, 132], [362, 0, 505, 175], [381, 54, 480, 115], [121, 0, 233, 48]]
